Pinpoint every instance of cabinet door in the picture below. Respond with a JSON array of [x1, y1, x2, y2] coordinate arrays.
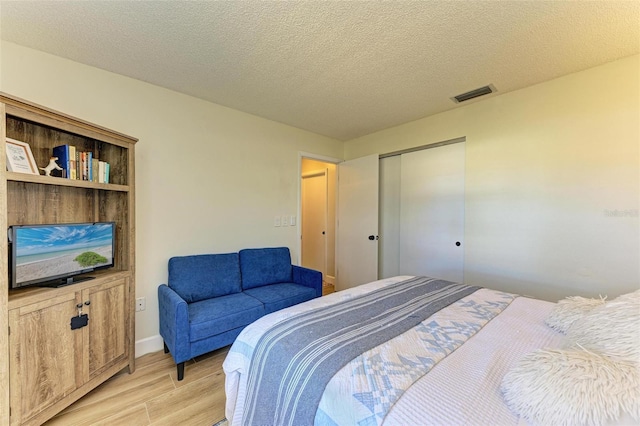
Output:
[[8, 293, 83, 424], [82, 279, 128, 381]]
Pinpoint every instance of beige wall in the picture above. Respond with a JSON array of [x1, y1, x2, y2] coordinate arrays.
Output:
[[346, 55, 640, 301], [0, 42, 344, 352]]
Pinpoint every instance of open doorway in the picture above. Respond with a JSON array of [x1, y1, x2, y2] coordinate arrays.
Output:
[[300, 157, 337, 294]]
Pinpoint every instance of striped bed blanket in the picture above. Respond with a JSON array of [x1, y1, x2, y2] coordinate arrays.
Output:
[[223, 276, 519, 426]]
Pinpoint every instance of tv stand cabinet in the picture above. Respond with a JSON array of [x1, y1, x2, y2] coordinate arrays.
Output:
[[0, 93, 137, 425]]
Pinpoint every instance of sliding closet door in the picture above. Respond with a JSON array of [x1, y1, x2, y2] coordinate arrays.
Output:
[[379, 155, 401, 279], [399, 143, 465, 282]]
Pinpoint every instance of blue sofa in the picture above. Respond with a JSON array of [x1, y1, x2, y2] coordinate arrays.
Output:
[[158, 247, 322, 380]]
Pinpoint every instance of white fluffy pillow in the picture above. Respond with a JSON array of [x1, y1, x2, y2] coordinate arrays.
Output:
[[501, 348, 640, 425], [564, 290, 640, 364], [545, 295, 606, 334]]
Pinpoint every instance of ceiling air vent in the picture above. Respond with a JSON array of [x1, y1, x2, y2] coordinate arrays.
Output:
[[451, 84, 496, 103]]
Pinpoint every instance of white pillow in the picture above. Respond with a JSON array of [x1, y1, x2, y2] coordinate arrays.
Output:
[[545, 295, 606, 334], [501, 348, 640, 425], [564, 290, 640, 363]]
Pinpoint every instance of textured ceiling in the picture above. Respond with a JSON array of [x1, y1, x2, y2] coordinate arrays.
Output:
[[1, 1, 638, 141]]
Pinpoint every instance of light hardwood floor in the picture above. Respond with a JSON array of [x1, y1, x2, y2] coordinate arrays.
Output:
[[44, 346, 230, 426]]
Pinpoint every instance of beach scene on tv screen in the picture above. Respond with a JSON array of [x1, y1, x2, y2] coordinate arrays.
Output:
[[15, 224, 113, 284]]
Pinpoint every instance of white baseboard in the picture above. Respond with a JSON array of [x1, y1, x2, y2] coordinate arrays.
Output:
[[135, 334, 164, 358]]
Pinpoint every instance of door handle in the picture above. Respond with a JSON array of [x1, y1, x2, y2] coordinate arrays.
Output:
[[368, 235, 379, 241], [455, 241, 461, 246]]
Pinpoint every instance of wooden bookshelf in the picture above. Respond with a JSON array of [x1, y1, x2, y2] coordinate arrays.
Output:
[[0, 93, 137, 425]]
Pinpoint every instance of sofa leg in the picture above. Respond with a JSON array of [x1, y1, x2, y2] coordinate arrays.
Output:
[[177, 362, 185, 381], [163, 342, 169, 354]]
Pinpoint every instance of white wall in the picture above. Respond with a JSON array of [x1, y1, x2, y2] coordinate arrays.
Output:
[[346, 55, 640, 301], [0, 42, 344, 354]]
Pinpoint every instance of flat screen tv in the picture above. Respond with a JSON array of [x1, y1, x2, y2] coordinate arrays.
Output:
[[8, 222, 115, 289]]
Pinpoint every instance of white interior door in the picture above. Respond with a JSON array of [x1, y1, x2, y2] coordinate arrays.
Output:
[[399, 143, 465, 282], [337, 154, 379, 290], [301, 170, 327, 276]]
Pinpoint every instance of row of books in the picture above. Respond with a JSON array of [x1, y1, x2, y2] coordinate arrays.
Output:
[[53, 144, 111, 183]]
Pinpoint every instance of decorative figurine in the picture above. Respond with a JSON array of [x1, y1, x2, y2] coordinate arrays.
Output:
[[40, 156, 63, 176]]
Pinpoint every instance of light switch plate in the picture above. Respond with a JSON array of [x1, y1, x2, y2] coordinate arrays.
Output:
[[274, 216, 281, 227], [290, 215, 296, 226], [282, 215, 289, 226]]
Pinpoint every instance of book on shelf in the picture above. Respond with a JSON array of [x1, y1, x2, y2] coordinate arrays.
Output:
[[80, 152, 85, 181], [76, 150, 82, 180], [92, 158, 99, 182], [52, 145, 72, 179], [98, 161, 106, 183], [69, 145, 77, 180], [86, 153, 92, 181], [87, 152, 93, 181]]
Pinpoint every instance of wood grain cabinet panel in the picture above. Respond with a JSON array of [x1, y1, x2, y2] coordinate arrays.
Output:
[[84, 279, 128, 380], [8, 293, 81, 424]]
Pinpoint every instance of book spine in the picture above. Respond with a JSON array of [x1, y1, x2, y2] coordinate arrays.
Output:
[[52, 145, 70, 179], [69, 146, 77, 179], [105, 163, 110, 184], [98, 161, 105, 183], [88, 152, 93, 181], [92, 158, 99, 182], [81, 152, 87, 181]]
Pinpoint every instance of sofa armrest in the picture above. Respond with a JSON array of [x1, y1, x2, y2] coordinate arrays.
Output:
[[158, 284, 191, 363], [292, 265, 323, 298]]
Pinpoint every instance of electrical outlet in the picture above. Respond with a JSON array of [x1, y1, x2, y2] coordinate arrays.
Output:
[[136, 297, 146, 312]]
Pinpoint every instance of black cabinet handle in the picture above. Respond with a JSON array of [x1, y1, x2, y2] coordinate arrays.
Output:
[[455, 241, 461, 246], [368, 235, 375, 240]]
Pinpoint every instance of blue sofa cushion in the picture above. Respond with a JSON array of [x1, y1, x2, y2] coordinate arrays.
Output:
[[239, 247, 293, 290], [169, 253, 241, 303], [243, 283, 317, 315], [188, 292, 265, 342]]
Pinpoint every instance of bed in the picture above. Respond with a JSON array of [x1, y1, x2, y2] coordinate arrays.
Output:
[[222, 276, 639, 426]]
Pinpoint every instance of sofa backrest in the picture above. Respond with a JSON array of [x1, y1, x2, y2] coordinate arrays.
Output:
[[239, 247, 292, 290], [168, 253, 241, 303]]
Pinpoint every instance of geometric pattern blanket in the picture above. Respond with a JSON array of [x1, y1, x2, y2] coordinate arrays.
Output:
[[315, 288, 516, 425], [241, 277, 481, 426]]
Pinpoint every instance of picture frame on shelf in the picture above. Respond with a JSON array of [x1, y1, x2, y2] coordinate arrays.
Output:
[[5, 137, 39, 175]]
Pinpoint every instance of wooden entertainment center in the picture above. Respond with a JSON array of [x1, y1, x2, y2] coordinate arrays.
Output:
[[0, 93, 137, 425]]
